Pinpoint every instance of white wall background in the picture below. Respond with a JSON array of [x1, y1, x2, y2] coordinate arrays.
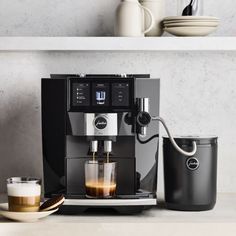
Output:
[[0, 0, 236, 193], [0, 0, 235, 36]]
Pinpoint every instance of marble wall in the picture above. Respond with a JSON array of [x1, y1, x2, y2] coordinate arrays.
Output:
[[0, 1, 236, 193]]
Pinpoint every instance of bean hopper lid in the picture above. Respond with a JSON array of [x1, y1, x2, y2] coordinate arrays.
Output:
[[163, 135, 218, 145]]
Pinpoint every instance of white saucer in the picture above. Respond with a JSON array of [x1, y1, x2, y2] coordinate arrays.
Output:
[[164, 21, 219, 27], [163, 16, 219, 21], [0, 203, 58, 222], [164, 26, 217, 36]]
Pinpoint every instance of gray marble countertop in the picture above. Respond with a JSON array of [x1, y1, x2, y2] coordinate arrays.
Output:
[[0, 193, 236, 236]]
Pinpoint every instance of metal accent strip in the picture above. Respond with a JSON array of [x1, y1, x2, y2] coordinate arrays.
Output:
[[63, 198, 157, 206]]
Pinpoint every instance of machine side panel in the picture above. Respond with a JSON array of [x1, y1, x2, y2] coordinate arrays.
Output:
[[42, 79, 67, 196], [135, 78, 160, 192]]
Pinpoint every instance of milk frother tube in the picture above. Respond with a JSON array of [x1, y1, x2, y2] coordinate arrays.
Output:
[[136, 97, 197, 156], [151, 116, 197, 156]]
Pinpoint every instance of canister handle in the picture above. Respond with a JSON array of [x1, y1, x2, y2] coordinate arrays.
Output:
[[152, 116, 197, 157]]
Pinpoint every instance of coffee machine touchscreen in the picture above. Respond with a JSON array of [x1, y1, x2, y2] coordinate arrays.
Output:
[[92, 83, 109, 106], [72, 83, 90, 106], [69, 77, 134, 112], [112, 83, 130, 107]]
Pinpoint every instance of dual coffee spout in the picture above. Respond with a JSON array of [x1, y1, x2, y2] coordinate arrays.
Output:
[[90, 140, 112, 162], [90, 140, 112, 153]]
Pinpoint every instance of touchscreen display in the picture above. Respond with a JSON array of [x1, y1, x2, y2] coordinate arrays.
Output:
[[70, 78, 133, 111], [72, 83, 90, 106], [92, 83, 109, 106], [112, 83, 130, 106]]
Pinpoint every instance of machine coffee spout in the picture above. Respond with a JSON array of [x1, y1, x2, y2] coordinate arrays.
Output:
[[90, 140, 98, 153], [104, 140, 112, 153], [104, 140, 112, 163], [90, 140, 98, 162]]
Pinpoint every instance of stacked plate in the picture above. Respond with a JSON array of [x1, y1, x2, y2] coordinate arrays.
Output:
[[163, 16, 220, 36]]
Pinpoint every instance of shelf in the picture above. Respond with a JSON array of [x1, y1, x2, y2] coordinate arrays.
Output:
[[0, 37, 235, 51]]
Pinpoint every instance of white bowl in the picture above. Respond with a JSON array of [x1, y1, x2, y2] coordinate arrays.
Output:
[[164, 26, 217, 36], [0, 203, 58, 222], [163, 19, 219, 24], [163, 16, 220, 21]]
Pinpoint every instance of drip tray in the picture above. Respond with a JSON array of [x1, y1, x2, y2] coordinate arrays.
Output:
[[58, 197, 157, 214]]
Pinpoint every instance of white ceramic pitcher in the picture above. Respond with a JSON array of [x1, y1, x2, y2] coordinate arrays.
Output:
[[114, 0, 154, 37], [140, 0, 165, 36]]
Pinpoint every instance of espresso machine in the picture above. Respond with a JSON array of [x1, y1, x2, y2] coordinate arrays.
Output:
[[41, 74, 160, 214]]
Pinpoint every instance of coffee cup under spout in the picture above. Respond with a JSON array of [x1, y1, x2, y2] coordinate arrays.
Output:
[[85, 161, 117, 198]]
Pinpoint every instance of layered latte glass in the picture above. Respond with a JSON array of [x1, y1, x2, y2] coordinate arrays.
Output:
[[7, 177, 41, 212]]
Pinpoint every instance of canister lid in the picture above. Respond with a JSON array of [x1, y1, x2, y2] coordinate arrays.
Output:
[[163, 135, 218, 145]]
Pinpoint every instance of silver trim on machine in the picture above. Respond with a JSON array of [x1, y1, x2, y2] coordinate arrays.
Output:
[[84, 113, 118, 136], [63, 198, 157, 206]]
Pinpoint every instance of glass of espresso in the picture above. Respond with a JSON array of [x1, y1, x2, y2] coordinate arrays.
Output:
[[7, 177, 41, 212], [85, 161, 117, 198]]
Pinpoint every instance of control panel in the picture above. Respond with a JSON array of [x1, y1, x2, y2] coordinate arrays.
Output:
[[112, 83, 130, 107], [72, 82, 90, 106], [69, 77, 134, 112]]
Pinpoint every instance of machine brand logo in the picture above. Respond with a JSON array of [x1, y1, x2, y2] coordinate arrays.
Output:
[[186, 157, 199, 171], [94, 116, 107, 130]]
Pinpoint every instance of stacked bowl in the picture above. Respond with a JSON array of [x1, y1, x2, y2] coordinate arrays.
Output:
[[163, 16, 220, 36]]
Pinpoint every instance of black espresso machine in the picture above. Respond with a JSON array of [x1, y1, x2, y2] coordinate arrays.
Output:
[[41, 74, 160, 214]]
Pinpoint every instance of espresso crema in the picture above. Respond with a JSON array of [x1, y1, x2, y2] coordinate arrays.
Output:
[[85, 181, 116, 198]]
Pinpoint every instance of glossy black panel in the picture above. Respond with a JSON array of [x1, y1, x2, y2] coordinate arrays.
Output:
[[41, 79, 66, 196]]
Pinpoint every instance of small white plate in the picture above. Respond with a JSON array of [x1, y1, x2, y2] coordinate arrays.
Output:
[[164, 26, 217, 36], [0, 203, 58, 222], [163, 16, 219, 21], [164, 21, 219, 27]]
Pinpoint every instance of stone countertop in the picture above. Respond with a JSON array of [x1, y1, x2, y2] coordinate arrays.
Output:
[[0, 193, 236, 236]]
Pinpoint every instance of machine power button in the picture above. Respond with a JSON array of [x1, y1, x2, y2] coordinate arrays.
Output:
[[186, 157, 199, 171]]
